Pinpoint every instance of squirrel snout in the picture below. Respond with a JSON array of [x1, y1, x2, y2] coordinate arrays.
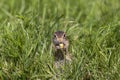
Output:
[[57, 38, 63, 42]]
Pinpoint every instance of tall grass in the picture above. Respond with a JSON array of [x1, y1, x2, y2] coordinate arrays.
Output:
[[0, 0, 120, 79]]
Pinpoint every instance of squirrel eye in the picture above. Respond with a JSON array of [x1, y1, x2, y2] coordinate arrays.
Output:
[[63, 34, 66, 37], [54, 34, 56, 38]]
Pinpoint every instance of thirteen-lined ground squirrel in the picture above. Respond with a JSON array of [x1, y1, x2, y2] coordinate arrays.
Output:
[[52, 31, 72, 68]]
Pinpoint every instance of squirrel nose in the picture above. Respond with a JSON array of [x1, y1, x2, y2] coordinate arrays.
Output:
[[57, 38, 63, 42]]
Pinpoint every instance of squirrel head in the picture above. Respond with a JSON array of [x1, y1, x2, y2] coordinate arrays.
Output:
[[52, 31, 67, 49]]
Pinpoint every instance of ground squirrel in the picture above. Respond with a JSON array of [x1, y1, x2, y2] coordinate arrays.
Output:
[[52, 31, 71, 68]]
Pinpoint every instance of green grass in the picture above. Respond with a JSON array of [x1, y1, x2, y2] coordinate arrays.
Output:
[[0, 0, 120, 79]]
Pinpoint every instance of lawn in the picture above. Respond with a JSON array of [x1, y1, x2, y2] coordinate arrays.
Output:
[[0, 0, 120, 80]]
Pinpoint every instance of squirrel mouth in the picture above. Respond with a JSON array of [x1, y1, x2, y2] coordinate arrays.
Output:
[[55, 43, 64, 49], [59, 43, 64, 48]]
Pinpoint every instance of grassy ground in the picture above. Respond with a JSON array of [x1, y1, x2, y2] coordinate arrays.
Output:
[[0, 0, 120, 80]]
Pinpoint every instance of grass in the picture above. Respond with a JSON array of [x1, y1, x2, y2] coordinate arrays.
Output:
[[0, 0, 120, 80]]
